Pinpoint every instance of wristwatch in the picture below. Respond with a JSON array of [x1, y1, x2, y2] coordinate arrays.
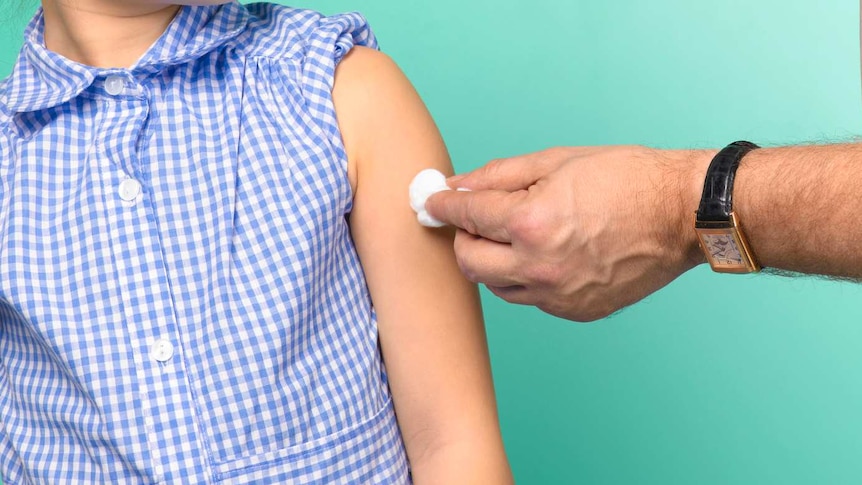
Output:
[[694, 141, 761, 273]]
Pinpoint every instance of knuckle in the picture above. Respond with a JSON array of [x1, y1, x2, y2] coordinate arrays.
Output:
[[523, 263, 564, 288], [462, 270, 482, 285], [452, 233, 481, 283], [482, 158, 508, 178], [455, 255, 481, 284], [462, 197, 483, 235], [507, 203, 553, 244]]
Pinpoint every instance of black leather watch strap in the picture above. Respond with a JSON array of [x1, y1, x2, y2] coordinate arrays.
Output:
[[696, 141, 759, 223]]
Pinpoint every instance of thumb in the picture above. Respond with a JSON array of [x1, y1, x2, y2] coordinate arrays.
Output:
[[425, 189, 524, 243]]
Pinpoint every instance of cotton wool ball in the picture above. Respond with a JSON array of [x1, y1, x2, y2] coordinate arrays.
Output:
[[409, 169, 451, 228]]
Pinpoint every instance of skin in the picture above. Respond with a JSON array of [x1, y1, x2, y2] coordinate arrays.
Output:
[[41, 0, 222, 68], [41, 1, 513, 482], [336, 47, 512, 484], [425, 144, 862, 322]]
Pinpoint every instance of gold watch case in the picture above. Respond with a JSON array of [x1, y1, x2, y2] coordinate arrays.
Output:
[[694, 212, 760, 274]]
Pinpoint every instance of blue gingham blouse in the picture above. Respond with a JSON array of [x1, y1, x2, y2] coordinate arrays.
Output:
[[0, 2, 409, 483]]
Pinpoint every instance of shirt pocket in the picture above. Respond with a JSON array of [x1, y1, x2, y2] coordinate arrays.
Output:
[[211, 397, 409, 484]]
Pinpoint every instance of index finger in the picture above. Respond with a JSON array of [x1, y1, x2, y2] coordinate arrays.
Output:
[[425, 189, 526, 243], [449, 147, 583, 191]]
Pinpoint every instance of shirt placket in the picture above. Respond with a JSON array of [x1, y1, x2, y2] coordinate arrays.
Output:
[[96, 73, 211, 484]]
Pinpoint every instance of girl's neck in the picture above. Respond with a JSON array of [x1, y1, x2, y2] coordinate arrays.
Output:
[[41, 1, 181, 68]]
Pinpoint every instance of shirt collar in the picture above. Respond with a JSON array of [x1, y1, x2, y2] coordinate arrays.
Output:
[[1, 2, 249, 114]]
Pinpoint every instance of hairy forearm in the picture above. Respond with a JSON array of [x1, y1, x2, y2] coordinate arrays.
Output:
[[679, 143, 862, 278], [425, 141, 862, 321]]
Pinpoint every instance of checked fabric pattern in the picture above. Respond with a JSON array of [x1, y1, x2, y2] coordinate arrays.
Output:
[[0, 2, 409, 483]]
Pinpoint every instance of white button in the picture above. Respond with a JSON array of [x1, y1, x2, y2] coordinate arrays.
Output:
[[118, 179, 141, 202], [152, 339, 174, 362], [105, 76, 125, 96]]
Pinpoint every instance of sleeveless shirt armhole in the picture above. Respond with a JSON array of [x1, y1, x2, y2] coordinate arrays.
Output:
[[300, 12, 379, 94], [297, 12, 379, 214]]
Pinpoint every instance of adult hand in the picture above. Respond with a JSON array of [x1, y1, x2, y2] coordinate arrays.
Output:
[[424, 146, 713, 322]]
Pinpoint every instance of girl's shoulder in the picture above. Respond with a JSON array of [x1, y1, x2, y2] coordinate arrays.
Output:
[[234, 3, 377, 64]]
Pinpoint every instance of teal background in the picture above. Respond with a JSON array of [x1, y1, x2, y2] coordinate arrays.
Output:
[[2, 1, 862, 483]]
